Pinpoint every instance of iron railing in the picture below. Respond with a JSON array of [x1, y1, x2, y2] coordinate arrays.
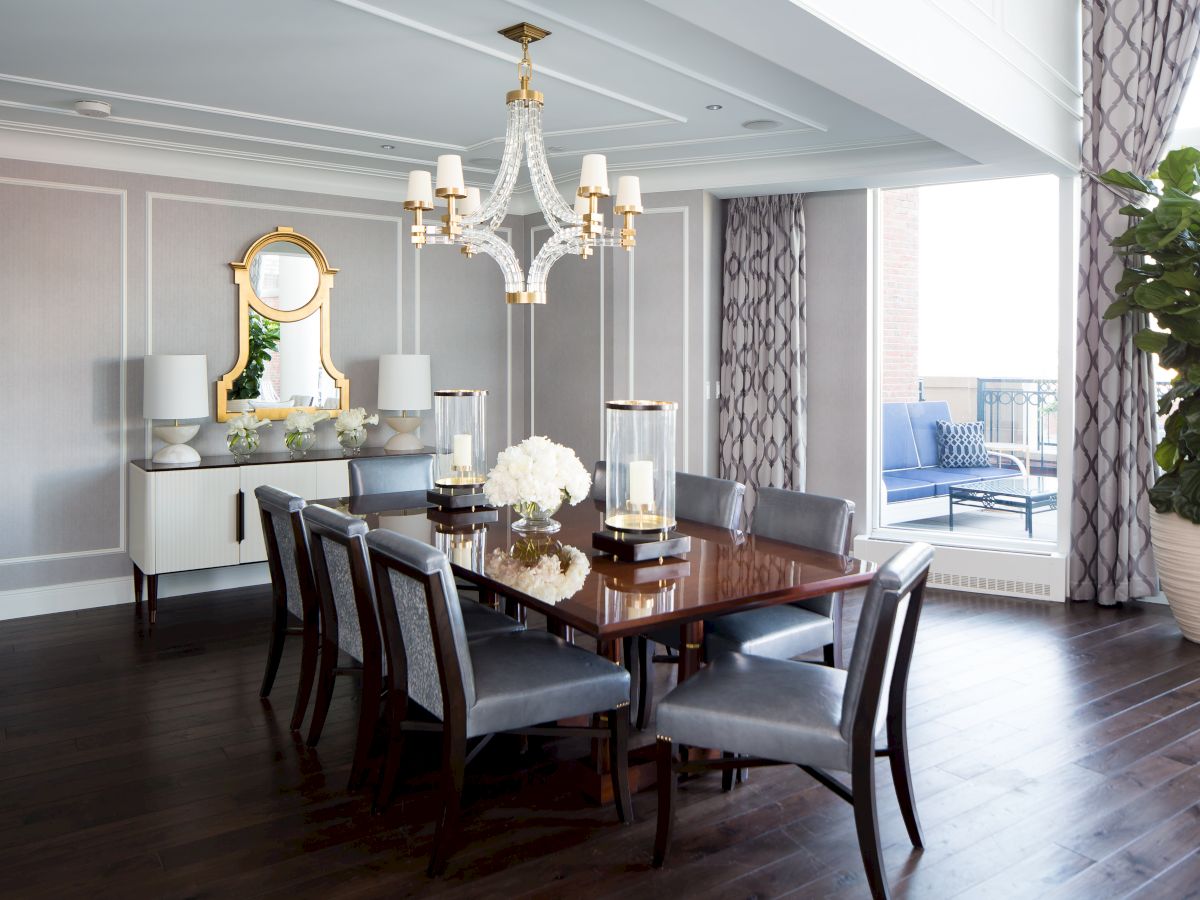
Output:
[[976, 378, 1058, 474]]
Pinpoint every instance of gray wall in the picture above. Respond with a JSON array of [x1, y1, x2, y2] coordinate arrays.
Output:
[[805, 190, 874, 521]]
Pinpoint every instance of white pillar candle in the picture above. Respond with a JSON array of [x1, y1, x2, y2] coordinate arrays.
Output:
[[406, 170, 433, 205], [451, 537, 473, 568], [451, 433, 473, 470], [627, 460, 654, 508], [615, 175, 642, 208], [436, 155, 465, 194], [579, 154, 609, 194]]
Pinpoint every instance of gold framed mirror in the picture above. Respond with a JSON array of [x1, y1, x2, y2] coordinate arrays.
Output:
[[216, 227, 349, 422]]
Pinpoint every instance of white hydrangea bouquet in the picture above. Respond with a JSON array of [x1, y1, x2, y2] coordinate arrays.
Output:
[[226, 412, 270, 461], [334, 407, 378, 456], [484, 435, 591, 534], [283, 409, 329, 458], [485, 539, 591, 604]]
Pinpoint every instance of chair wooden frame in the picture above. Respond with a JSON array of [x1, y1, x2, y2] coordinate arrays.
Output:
[[368, 544, 634, 877], [652, 554, 930, 900], [258, 496, 322, 733]]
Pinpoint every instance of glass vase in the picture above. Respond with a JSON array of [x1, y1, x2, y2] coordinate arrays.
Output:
[[511, 498, 563, 534], [338, 427, 366, 456], [284, 429, 317, 460], [228, 431, 260, 463]]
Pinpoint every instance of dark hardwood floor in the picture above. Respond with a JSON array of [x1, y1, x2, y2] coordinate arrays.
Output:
[[2, 586, 1200, 898]]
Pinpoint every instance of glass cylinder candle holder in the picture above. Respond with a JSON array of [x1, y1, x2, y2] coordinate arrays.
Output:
[[433, 389, 487, 488], [604, 400, 677, 534], [435, 523, 487, 572]]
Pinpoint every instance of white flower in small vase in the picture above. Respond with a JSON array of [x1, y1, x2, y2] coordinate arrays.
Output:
[[484, 436, 591, 534], [283, 409, 329, 459], [226, 412, 270, 462], [334, 407, 379, 456]]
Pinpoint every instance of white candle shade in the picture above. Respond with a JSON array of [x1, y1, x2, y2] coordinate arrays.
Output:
[[615, 176, 642, 209], [627, 460, 654, 507], [436, 154, 465, 194], [460, 187, 481, 216], [451, 433, 472, 470], [574, 193, 589, 214], [378, 354, 431, 411], [143, 354, 209, 420], [579, 154, 609, 194], [406, 170, 433, 205]]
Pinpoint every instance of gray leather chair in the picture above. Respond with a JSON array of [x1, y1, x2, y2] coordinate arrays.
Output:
[[652, 542, 934, 900], [366, 528, 634, 875], [301, 505, 522, 791], [255, 485, 320, 732], [592, 462, 746, 530], [348, 454, 434, 497]]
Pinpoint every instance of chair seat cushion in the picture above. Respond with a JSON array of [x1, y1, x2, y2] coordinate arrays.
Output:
[[888, 465, 1016, 496], [466, 631, 630, 737], [656, 652, 851, 772], [459, 597, 524, 640], [884, 474, 936, 502], [704, 605, 833, 661]]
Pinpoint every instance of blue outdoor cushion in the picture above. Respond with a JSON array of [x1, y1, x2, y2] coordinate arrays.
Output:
[[884, 474, 936, 502], [882, 403, 920, 471], [936, 420, 989, 468], [889, 465, 1017, 496], [907, 402, 952, 468]]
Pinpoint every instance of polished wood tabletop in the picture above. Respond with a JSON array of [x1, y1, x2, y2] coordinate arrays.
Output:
[[315, 492, 875, 642]]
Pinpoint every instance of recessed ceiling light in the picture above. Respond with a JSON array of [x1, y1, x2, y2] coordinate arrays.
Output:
[[742, 118, 780, 130], [74, 99, 111, 118], [705, 104, 723, 111], [547, 146, 566, 153], [380, 143, 396, 150], [467, 156, 503, 168]]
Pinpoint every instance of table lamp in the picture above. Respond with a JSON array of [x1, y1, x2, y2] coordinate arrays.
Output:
[[144, 354, 209, 464], [379, 354, 432, 451]]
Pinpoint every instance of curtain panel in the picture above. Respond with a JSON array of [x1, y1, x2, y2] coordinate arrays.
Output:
[[1073, 0, 1200, 604], [718, 194, 806, 518]]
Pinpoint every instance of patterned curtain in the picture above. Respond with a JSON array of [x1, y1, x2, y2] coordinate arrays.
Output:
[[718, 194, 805, 518], [1073, 0, 1200, 605]]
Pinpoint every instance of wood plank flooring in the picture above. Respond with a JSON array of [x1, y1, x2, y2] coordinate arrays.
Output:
[[1, 587, 1199, 898]]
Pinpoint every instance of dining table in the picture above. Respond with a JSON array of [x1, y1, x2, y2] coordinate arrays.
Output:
[[312, 490, 876, 797]]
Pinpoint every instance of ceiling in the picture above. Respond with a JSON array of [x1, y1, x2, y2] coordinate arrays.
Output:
[[0, 0, 1031, 199]]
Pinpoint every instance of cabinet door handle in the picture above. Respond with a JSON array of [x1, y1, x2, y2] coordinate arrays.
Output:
[[236, 489, 245, 543]]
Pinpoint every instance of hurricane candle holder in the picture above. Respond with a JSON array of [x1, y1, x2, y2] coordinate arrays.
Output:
[[433, 389, 487, 489], [435, 523, 487, 573]]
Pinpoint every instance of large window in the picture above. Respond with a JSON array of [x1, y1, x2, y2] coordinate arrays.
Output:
[[877, 176, 1061, 546]]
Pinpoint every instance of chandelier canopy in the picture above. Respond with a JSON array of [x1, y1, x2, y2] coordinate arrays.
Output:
[[403, 22, 643, 306]]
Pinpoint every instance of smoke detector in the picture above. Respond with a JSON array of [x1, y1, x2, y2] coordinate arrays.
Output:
[[74, 99, 112, 118]]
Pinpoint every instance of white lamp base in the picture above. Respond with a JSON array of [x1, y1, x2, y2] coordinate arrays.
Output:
[[385, 415, 424, 452], [152, 424, 201, 465]]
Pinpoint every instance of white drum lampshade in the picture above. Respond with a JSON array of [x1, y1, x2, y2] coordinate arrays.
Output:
[[379, 354, 432, 452], [144, 354, 209, 465]]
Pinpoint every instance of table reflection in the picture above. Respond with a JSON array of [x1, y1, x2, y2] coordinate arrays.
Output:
[[598, 558, 689, 621], [483, 535, 591, 604]]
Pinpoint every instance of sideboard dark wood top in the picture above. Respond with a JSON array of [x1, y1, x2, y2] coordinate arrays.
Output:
[[131, 446, 434, 472]]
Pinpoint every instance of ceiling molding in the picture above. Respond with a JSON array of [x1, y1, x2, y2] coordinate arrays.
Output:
[[325, 0, 687, 124], [502, 0, 828, 131]]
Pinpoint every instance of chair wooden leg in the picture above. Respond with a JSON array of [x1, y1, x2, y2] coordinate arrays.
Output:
[[428, 724, 466, 877], [652, 737, 675, 868], [851, 750, 890, 900], [305, 639, 338, 747], [721, 751, 735, 792], [887, 718, 924, 848], [349, 665, 382, 792], [374, 692, 409, 812], [290, 623, 320, 732], [608, 705, 633, 824], [623, 636, 655, 731], [259, 605, 289, 699]]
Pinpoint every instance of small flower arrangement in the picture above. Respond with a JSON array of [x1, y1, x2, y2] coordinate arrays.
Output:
[[484, 436, 591, 533], [485, 539, 591, 604], [334, 407, 378, 455], [283, 409, 329, 458], [226, 412, 270, 461]]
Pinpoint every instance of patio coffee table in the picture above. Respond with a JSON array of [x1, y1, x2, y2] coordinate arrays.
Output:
[[948, 476, 1058, 538]]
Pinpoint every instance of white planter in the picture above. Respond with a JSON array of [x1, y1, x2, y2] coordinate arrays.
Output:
[[1151, 509, 1200, 643]]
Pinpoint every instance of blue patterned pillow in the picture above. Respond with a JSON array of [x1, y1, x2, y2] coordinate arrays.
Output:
[[936, 420, 988, 468]]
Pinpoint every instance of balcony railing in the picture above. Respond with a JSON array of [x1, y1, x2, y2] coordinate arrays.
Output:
[[976, 378, 1058, 473]]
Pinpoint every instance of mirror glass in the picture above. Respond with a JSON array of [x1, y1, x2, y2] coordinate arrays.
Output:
[[231, 309, 341, 411], [249, 240, 319, 310]]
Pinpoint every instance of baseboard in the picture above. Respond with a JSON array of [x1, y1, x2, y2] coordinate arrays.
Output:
[[0, 564, 272, 621], [855, 535, 1067, 602]]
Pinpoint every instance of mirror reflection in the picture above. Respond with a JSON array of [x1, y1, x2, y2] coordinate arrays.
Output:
[[250, 240, 319, 310]]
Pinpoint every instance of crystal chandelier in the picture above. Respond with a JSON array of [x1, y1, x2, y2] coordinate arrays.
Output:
[[403, 22, 643, 306]]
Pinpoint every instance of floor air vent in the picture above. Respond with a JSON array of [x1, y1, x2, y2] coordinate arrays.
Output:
[[929, 570, 1052, 598]]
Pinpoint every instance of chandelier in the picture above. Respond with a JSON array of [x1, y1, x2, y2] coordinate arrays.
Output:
[[402, 22, 643, 306]]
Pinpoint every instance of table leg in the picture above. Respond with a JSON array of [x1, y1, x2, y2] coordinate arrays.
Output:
[[1026, 498, 1033, 538], [948, 494, 955, 531], [678, 621, 704, 681]]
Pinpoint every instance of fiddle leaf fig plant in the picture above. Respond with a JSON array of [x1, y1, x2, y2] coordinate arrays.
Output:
[[1102, 146, 1200, 524], [229, 311, 281, 401]]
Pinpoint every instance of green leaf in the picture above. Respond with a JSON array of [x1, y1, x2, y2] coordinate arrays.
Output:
[[1150, 473, 1181, 513], [1179, 459, 1200, 503], [1119, 204, 1154, 217], [1162, 268, 1200, 290], [1104, 298, 1134, 319], [1156, 439, 1181, 471], [1101, 169, 1160, 194], [1157, 148, 1200, 194], [1134, 329, 1170, 354], [1134, 281, 1186, 310]]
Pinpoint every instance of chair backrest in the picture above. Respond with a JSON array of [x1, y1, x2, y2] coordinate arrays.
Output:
[[839, 542, 933, 745], [752, 487, 854, 555], [302, 505, 377, 668], [881, 401, 954, 472], [591, 461, 747, 531], [366, 528, 477, 722], [348, 455, 434, 498], [255, 485, 316, 622]]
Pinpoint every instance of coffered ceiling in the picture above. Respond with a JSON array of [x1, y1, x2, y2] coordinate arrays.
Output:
[[0, 0, 1061, 198]]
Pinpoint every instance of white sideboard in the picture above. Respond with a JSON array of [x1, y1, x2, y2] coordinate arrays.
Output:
[[127, 447, 431, 623]]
